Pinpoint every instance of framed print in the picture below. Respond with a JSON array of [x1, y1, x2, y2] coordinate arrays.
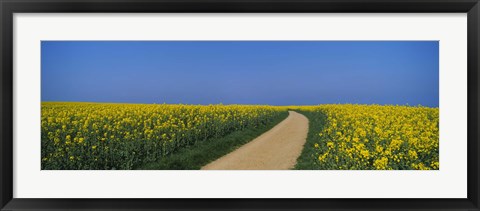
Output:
[[1, 0, 479, 210]]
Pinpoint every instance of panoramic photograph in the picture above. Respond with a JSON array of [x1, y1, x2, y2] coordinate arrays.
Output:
[[41, 41, 439, 170]]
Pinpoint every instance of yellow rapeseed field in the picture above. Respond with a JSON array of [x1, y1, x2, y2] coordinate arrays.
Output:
[[295, 105, 439, 170], [42, 103, 439, 170], [41, 102, 286, 170]]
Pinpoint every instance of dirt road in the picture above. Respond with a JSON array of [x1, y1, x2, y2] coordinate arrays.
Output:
[[201, 111, 309, 170]]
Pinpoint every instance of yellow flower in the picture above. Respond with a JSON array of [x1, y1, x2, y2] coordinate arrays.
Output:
[[374, 157, 389, 170], [360, 150, 370, 158], [408, 150, 418, 160]]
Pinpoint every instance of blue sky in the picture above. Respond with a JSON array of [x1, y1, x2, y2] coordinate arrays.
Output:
[[41, 41, 439, 107]]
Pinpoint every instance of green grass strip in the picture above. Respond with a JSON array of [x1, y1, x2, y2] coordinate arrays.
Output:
[[136, 111, 289, 170], [294, 110, 328, 170]]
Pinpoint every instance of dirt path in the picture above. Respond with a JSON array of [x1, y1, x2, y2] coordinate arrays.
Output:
[[201, 111, 309, 170]]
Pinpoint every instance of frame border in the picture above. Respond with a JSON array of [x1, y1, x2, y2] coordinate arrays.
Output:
[[1, 0, 479, 210]]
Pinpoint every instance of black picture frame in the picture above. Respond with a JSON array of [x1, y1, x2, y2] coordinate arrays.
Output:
[[1, 0, 479, 210]]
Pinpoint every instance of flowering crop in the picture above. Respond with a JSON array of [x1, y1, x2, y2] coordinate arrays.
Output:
[[41, 102, 286, 170], [295, 105, 439, 170], [42, 102, 439, 170]]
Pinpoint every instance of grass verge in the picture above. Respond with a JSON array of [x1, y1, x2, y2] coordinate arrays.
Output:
[[293, 110, 327, 170], [136, 111, 289, 170]]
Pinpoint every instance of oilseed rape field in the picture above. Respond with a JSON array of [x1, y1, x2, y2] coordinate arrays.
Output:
[[41, 102, 287, 170], [41, 103, 439, 170], [294, 105, 439, 170]]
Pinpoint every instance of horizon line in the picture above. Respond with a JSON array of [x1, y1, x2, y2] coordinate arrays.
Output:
[[41, 101, 439, 108]]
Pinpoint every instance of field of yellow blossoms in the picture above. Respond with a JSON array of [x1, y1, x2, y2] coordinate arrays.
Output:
[[41, 102, 286, 170], [42, 102, 438, 170], [294, 105, 439, 170]]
